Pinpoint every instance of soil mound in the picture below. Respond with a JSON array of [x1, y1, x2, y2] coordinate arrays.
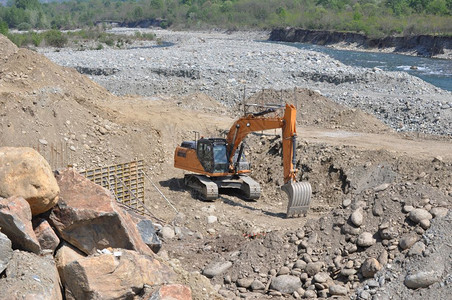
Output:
[[247, 88, 392, 134], [0, 34, 18, 58]]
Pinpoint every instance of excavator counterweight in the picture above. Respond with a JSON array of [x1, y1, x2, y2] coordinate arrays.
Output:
[[174, 103, 312, 217]]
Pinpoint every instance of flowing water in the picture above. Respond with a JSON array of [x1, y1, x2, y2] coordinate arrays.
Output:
[[270, 41, 452, 92]]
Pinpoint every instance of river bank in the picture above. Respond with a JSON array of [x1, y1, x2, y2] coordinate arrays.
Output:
[[39, 29, 452, 136], [270, 28, 452, 60]]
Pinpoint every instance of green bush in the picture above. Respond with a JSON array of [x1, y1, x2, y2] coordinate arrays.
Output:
[[44, 29, 67, 47], [17, 22, 31, 31], [0, 21, 8, 35]]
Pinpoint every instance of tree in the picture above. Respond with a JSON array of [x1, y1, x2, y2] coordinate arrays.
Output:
[[14, 0, 40, 10]]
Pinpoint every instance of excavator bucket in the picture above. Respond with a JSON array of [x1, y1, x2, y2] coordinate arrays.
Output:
[[281, 181, 312, 217]]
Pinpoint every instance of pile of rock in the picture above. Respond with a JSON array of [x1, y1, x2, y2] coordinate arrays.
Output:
[[0, 147, 192, 299]]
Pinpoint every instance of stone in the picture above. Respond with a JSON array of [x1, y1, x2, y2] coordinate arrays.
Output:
[[430, 207, 448, 218], [294, 259, 307, 270], [236, 277, 254, 288], [361, 258, 381, 278], [33, 218, 60, 253], [372, 202, 384, 216], [357, 232, 376, 247], [408, 241, 426, 256], [403, 205, 414, 213], [150, 284, 192, 300], [250, 279, 265, 290], [399, 233, 419, 250], [0, 250, 62, 300], [270, 275, 302, 294], [380, 227, 398, 240], [0, 196, 40, 254], [62, 249, 175, 299], [305, 262, 323, 276], [378, 249, 388, 266], [342, 198, 351, 208], [0, 147, 60, 215], [303, 289, 317, 298], [207, 215, 218, 223], [329, 284, 348, 295], [136, 219, 162, 253], [278, 266, 290, 275], [420, 219, 431, 230], [374, 183, 390, 192], [404, 271, 441, 289], [408, 209, 432, 223], [313, 272, 330, 283], [160, 226, 175, 240], [49, 169, 151, 256], [0, 232, 13, 273], [54, 243, 85, 283], [350, 209, 363, 227], [203, 261, 233, 278]]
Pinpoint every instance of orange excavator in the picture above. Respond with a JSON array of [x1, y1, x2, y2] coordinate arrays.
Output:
[[174, 103, 312, 217]]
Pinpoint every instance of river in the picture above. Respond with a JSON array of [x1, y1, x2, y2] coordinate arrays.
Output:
[[270, 41, 452, 92]]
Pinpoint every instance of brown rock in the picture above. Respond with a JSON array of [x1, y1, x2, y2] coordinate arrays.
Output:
[[0, 147, 59, 215], [0, 196, 40, 254], [55, 243, 85, 283], [0, 250, 62, 300], [151, 284, 192, 300], [33, 218, 60, 253], [361, 258, 381, 278], [62, 249, 175, 299], [49, 169, 152, 255]]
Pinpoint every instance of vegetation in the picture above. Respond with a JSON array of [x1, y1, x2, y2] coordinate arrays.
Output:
[[0, 0, 451, 38]]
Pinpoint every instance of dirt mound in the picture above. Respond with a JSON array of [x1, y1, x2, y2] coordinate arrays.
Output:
[[246, 88, 392, 134], [0, 34, 18, 58]]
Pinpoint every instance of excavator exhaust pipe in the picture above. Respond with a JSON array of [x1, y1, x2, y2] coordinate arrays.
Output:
[[281, 181, 312, 217]]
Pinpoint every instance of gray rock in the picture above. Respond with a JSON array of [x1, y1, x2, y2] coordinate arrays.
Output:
[[373, 183, 390, 192], [294, 259, 307, 270], [304, 289, 317, 298], [207, 215, 218, 224], [403, 205, 414, 213], [250, 279, 265, 291], [136, 219, 161, 253], [430, 207, 448, 218], [350, 209, 363, 227], [342, 199, 352, 208], [313, 272, 330, 283], [203, 261, 233, 278], [357, 232, 376, 247], [399, 233, 419, 250], [361, 258, 381, 278], [420, 218, 431, 230], [159, 226, 175, 240], [305, 262, 323, 276], [270, 275, 302, 294], [0, 232, 13, 273], [275, 266, 289, 276], [329, 284, 348, 295], [236, 277, 254, 288], [360, 290, 372, 300], [408, 209, 432, 223], [408, 241, 425, 256], [404, 271, 441, 289]]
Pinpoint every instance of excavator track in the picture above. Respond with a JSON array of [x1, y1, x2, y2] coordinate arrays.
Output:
[[184, 174, 218, 201]]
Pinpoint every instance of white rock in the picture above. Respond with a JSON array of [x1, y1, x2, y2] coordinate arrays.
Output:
[[409, 209, 432, 223], [207, 215, 218, 224], [350, 209, 363, 227], [405, 271, 441, 289]]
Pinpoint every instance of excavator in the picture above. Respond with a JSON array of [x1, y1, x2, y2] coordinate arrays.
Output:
[[174, 103, 312, 217]]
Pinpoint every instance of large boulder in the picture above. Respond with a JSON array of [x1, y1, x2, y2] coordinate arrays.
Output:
[[0, 196, 41, 254], [33, 218, 60, 254], [49, 168, 152, 255], [0, 232, 13, 273], [0, 147, 60, 215], [61, 249, 175, 300], [0, 250, 62, 300], [136, 218, 162, 254], [54, 243, 85, 284]]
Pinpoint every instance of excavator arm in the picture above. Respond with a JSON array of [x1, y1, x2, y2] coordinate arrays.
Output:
[[226, 104, 312, 217], [226, 104, 298, 184]]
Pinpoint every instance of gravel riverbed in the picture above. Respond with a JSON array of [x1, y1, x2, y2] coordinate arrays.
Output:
[[40, 29, 452, 136]]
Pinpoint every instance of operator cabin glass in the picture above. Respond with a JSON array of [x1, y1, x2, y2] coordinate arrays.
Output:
[[213, 144, 228, 173]]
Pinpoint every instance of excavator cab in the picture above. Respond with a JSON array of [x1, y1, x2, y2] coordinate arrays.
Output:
[[196, 138, 229, 174]]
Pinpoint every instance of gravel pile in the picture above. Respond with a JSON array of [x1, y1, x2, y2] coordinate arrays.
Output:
[[40, 29, 452, 136]]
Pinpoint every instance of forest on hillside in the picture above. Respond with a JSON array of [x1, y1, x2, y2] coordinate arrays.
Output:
[[1, 0, 451, 38]]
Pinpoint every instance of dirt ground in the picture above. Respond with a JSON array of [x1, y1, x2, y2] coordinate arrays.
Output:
[[1, 34, 451, 299]]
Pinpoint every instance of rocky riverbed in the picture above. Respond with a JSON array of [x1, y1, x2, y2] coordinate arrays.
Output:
[[39, 29, 452, 137]]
